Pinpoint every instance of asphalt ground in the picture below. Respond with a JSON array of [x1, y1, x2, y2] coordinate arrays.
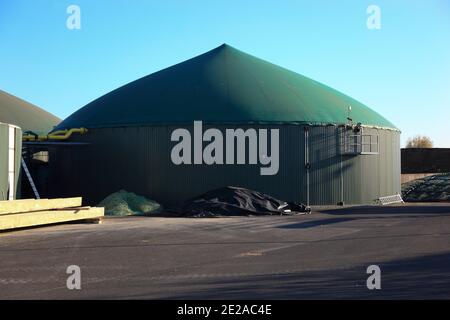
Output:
[[1, 203, 449, 299]]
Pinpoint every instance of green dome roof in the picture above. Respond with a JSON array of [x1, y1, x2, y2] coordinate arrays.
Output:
[[0, 90, 61, 134], [57, 44, 397, 130]]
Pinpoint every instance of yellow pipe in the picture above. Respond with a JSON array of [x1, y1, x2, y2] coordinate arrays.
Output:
[[23, 128, 88, 142], [48, 129, 69, 136]]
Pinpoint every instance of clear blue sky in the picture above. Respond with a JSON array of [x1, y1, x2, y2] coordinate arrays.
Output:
[[1, 0, 449, 146]]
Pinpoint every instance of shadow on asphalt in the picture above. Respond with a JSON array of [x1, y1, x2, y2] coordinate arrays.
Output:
[[278, 217, 354, 229], [320, 205, 450, 216], [146, 252, 450, 299]]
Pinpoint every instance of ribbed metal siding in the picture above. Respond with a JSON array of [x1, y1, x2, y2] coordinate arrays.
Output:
[[359, 128, 380, 202], [308, 125, 341, 205], [46, 124, 400, 207], [341, 127, 401, 203]]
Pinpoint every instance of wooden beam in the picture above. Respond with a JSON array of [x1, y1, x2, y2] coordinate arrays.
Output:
[[0, 198, 83, 215], [0, 207, 104, 231]]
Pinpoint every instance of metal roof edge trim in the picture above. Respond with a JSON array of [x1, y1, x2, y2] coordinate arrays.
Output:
[[55, 121, 400, 132]]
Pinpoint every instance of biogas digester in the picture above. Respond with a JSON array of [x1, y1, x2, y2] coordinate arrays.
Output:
[[47, 44, 400, 206]]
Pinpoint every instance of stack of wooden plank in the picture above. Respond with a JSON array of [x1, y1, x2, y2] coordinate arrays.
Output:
[[0, 197, 104, 231]]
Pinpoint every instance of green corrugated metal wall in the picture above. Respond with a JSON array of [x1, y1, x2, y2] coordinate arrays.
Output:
[[0, 123, 22, 200], [46, 124, 400, 207]]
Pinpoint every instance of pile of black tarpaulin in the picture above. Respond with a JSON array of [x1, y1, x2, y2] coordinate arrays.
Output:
[[172, 186, 311, 217]]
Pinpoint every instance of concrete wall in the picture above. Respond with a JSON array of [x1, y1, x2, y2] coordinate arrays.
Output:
[[402, 148, 450, 174], [401, 173, 438, 184]]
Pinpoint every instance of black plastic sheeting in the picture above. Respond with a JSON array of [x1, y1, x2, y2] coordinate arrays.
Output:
[[173, 186, 310, 217]]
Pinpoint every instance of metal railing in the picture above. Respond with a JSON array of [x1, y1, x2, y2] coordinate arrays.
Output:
[[341, 133, 379, 155], [376, 194, 404, 205]]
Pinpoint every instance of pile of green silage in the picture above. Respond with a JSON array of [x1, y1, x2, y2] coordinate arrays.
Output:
[[402, 173, 450, 202], [98, 190, 162, 216]]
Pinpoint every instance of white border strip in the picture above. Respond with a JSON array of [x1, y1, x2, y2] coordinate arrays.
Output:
[[7, 125, 16, 200]]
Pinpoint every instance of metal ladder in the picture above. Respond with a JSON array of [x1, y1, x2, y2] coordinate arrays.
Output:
[[21, 158, 40, 199]]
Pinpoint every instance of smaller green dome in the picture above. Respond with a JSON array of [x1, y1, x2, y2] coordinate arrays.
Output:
[[0, 90, 61, 134]]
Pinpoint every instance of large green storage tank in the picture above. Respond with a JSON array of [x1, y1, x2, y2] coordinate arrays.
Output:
[[0, 123, 22, 200], [48, 44, 401, 206]]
